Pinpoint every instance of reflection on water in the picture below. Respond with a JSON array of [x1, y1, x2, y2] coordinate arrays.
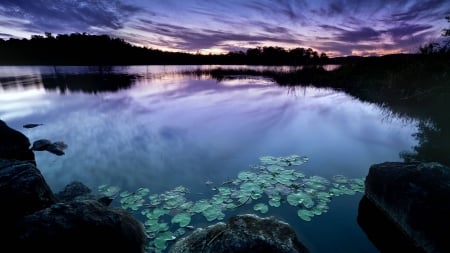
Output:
[[0, 66, 418, 253]]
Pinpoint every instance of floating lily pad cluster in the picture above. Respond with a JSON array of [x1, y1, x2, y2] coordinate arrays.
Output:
[[98, 155, 365, 253]]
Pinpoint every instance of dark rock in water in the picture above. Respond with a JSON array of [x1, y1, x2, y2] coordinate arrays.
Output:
[[52, 141, 68, 150], [169, 214, 309, 253], [358, 196, 425, 253], [55, 181, 92, 202], [97, 196, 114, 206], [23, 123, 43, 128], [55, 180, 113, 206], [0, 120, 35, 163], [31, 139, 67, 156], [30, 139, 52, 151], [0, 159, 56, 225], [45, 142, 65, 155], [15, 200, 147, 253], [364, 162, 450, 253]]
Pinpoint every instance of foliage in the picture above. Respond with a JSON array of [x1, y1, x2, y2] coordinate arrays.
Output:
[[0, 32, 327, 65]]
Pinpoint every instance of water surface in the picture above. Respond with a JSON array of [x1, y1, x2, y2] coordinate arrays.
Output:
[[0, 65, 418, 252]]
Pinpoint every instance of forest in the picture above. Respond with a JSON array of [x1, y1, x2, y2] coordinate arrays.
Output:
[[0, 32, 328, 65]]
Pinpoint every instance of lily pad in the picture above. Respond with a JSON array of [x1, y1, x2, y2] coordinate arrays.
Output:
[[153, 231, 176, 250], [297, 209, 314, 221], [202, 206, 225, 221], [171, 213, 191, 227], [253, 203, 269, 214], [287, 191, 314, 208], [190, 200, 211, 213]]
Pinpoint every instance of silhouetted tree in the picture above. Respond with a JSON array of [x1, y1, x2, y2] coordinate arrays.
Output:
[[0, 32, 329, 65], [419, 16, 450, 54]]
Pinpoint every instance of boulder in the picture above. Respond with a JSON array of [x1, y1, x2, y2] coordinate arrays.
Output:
[[14, 199, 147, 253], [0, 159, 56, 224], [0, 120, 35, 163], [364, 162, 450, 253], [357, 196, 425, 253], [169, 214, 309, 253]]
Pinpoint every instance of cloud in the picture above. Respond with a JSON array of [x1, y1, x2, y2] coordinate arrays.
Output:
[[0, 0, 141, 34], [243, 0, 308, 24], [320, 25, 384, 43], [0, 32, 15, 39], [130, 19, 304, 51], [388, 0, 449, 22], [0, 0, 448, 56]]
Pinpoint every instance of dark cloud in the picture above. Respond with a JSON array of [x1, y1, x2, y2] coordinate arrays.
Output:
[[243, 0, 308, 24], [321, 25, 384, 43], [389, 0, 449, 22], [0, 32, 16, 39], [132, 19, 303, 51], [318, 22, 437, 55], [314, 1, 345, 16], [0, 0, 141, 34], [387, 24, 433, 40], [338, 27, 384, 43]]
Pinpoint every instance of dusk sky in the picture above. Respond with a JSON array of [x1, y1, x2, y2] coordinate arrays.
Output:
[[0, 0, 449, 56]]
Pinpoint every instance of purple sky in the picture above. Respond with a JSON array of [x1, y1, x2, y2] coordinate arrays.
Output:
[[0, 0, 448, 56]]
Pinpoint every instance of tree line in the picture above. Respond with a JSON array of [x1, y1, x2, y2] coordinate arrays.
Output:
[[0, 32, 328, 65]]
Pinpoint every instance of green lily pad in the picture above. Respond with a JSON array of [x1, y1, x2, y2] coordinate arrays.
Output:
[[202, 206, 225, 221], [191, 200, 211, 213], [153, 231, 176, 250], [297, 209, 314, 221], [266, 164, 284, 173], [145, 219, 169, 233], [254, 203, 269, 214], [287, 191, 314, 208], [238, 171, 257, 181], [119, 191, 132, 198], [171, 213, 191, 227]]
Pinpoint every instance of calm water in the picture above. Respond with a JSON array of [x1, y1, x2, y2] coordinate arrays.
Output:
[[0, 65, 417, 253]]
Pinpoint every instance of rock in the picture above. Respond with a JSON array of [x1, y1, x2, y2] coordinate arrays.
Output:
[[0, 159, 56, 224], [55, 180, 113, 205], [30, 139, 52, 151], [169, 214, 309, 253], [31, 139, 67, 156], [45, 142, 66, 155], [14, 200, 147, 253], [55, 181, 93, 201], [364, 162, 450, 253], [23, 123, 43, 129], [357, 196, 425, 253], [0, 120, 35, 163]]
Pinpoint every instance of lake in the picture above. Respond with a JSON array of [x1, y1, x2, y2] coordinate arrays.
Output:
[[0, 65, 418, 252]]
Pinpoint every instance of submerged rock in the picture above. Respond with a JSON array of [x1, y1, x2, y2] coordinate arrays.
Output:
[[31, 139, 67, 156], [30, 139, 52, 151], [55, 180, 113, 205], [23, 123, 43, 129], [169, 214, 309, 253], [364, 162, 450, 253]]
